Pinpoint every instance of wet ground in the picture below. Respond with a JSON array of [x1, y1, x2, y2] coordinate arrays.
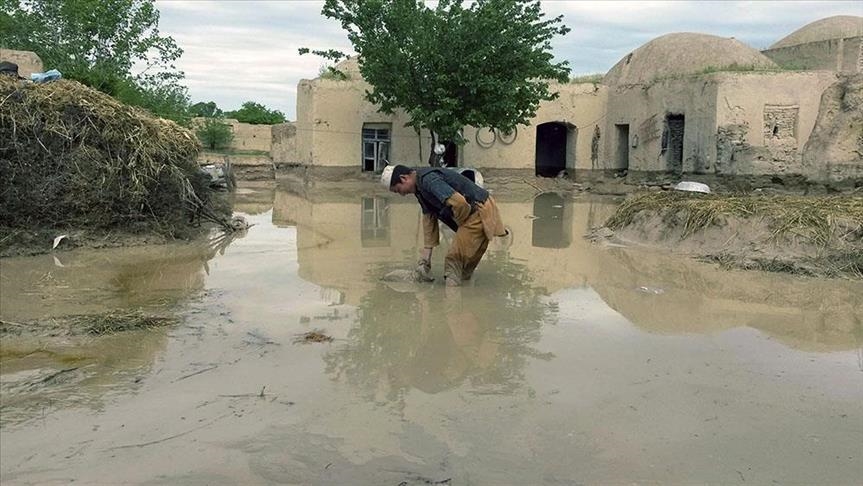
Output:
[[1, 182, 862, 485]]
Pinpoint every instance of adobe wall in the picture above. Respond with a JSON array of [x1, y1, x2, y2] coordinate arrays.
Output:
[[271, 122, 297, 163], [296, 78, 605, 173], [604, 77, 720, 176], [713, 71, 837, 176], [192, 117, 273, 153], [0, 49, 43, 77], [461, 83, 608, 172], [295, 78, 431, 168], [801, 74, 863, 184], [225, 119, 272, 152], [762, 36, 863, 72]]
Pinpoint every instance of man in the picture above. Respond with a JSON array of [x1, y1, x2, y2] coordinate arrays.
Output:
[[382, 164, 507, 286]]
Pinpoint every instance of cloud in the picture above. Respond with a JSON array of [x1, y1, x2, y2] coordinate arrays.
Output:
[[154, 0, 862, 118]]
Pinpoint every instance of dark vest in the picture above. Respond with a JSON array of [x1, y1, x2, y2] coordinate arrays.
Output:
[[414, 168, 489, 231]]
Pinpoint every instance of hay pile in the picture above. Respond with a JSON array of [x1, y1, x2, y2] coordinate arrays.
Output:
[[0, 77, 210, 235]]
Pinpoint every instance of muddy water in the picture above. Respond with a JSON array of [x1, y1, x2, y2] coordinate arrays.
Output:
[[1, 182, 861, 485]]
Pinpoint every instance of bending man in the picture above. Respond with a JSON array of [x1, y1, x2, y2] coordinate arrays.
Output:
[[382, 165, 507, 286]]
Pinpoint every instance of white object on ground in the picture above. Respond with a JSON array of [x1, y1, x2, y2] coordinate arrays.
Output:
[[673, 181, 711, 194], [52, 234, 67, 249]]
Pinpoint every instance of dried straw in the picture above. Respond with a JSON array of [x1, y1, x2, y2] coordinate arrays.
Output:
[[0, 77, 210, 235]]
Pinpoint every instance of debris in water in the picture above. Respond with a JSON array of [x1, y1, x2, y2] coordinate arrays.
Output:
[[294, 330, 333, 344], [382, 268, 434, 283], [637, 286, 665, 295]]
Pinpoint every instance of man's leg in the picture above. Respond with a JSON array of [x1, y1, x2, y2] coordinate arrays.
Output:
[[461, 237, 489, 281], [444, 213, 487, 286]]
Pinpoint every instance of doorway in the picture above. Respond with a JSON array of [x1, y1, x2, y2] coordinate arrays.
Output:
[[535, 122, 569, 177], [442, 140, 458, 167], [615, 124, 630, 169], [664, 114, 684, 173]]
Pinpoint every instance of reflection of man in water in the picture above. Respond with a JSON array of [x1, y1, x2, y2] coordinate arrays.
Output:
[[382, 164, 507, 286]]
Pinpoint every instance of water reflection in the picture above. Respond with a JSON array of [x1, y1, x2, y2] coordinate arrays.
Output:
[[0, 234, 240, 425], [324, 255, 555, 410], [273, 185, 862, 369], [360, 197, 390, 247], [532, 192, 572, 248]]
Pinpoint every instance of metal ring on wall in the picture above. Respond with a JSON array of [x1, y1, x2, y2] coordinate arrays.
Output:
[[496, 127, 517, 145], [475, 127, 496, 148]]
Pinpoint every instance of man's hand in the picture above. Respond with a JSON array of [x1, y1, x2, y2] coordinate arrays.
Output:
[[414, 258, 434, 282]]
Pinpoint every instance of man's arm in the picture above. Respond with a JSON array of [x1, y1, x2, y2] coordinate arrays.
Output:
[[417, 213, 438, 277]]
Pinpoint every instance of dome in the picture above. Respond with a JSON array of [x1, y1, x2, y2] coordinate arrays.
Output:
[[770, 16, 863, 49], [333, 56, 361, 76], [603, 33, 779, 86]]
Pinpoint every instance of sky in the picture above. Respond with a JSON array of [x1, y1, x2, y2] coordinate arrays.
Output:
[[153, 0, 862, 120]]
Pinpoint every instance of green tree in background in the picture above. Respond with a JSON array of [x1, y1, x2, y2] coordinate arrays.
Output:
[[302, 0, 570, 166], [225, 101, 286, 125], [189, 101, 223, 118], [196, 118, 234, 150], [0, 0, 190, 122]]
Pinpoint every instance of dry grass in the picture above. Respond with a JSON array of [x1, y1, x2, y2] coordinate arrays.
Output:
[[294, 330, 334, 344], [0, 77, 211, 235], [0, 310, 178, 337], [606, 191, 863, 247]]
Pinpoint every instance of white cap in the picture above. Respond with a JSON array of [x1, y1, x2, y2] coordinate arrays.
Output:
[[380, 165, 395, 189], [433, 143, 446, 155]]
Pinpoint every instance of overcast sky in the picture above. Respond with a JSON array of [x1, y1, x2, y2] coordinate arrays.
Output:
[[153, 1, 862, 119]]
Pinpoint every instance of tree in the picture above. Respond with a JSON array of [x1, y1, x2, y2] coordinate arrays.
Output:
[[189, 101, 223, 118], [0, 0, 189, 122], [196, 118, 234, 151], [303, 0, 571, 166], [226, 101, 286, 125]]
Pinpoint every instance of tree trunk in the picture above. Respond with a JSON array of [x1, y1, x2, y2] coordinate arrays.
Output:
[[427, 130, 441, 167]]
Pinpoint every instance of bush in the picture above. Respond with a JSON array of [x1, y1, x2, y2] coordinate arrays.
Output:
[[196, 118, 234, 150]]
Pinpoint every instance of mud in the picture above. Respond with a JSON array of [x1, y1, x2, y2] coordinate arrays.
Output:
[[1, 182, 861, 484]]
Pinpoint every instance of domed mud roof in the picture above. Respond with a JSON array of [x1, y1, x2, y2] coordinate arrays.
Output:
[[770, 15, 863, 49], [603, 32, 778, 86], [333, 56, 361, 76]]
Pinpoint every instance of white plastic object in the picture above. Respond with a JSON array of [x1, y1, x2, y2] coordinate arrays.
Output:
[[673, 181, 711, 194]]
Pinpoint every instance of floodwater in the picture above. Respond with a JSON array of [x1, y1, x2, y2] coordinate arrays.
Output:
[[1, 182, 861, 485]]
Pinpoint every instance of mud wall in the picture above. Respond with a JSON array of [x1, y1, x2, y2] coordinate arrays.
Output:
[[295, 77, 605, 173], [0, 49, 43, 77], [762, 36, 863, 72], [713, 71, 837, 176], [802, 74, 863, 183], [225, 119, 272, 152], [604, 77, 720, 174], [461, 83, 608, 172], [192, 118, 273, 153], [294, 78, 431, 168], [271, 122, 297, 163]]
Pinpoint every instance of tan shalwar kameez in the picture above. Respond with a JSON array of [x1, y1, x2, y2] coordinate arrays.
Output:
[[422, 192, 507, 285]]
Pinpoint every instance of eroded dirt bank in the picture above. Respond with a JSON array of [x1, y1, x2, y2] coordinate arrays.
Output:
[[593, 190, 863, 279]]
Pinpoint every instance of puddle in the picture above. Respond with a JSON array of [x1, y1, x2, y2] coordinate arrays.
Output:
[[1, 182, 861, 484]]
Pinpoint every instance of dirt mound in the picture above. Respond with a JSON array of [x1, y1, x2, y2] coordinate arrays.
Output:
[[599, 191, 863, 278], [0, 77, 212, 238]]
